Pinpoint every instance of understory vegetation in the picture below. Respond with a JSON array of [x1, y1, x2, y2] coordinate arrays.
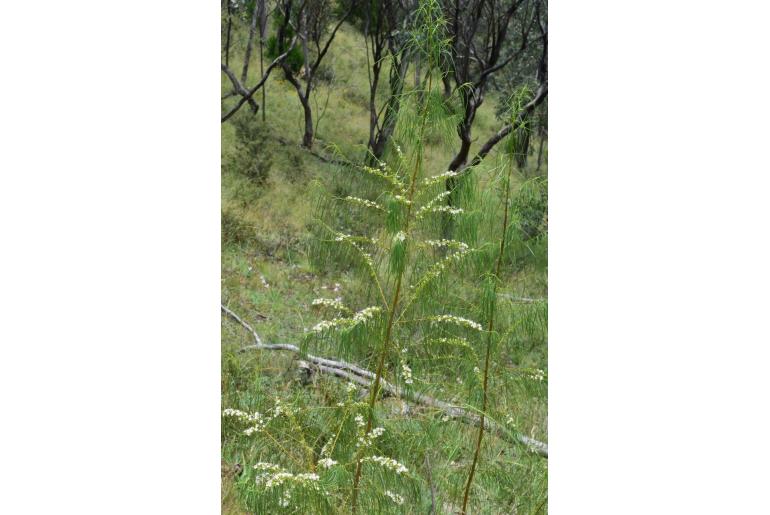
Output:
[[222, 1, 548, 513]]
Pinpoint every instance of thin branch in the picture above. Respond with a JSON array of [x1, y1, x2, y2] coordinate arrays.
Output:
[[221, 37, 298, 123], [467, 81, 547, 169]]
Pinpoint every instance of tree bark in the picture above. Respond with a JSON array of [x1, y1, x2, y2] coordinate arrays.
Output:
[[241, 1, 259, 83]]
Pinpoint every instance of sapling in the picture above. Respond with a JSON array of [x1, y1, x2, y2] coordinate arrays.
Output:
[[460, 86, 535, 514]]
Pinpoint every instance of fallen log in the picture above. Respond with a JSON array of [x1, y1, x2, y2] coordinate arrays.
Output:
[[221, 304, 548, 458]]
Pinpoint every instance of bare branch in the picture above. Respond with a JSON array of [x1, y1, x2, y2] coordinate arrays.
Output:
[[467, 80, 547, 168], [221, 37, 298, 123]]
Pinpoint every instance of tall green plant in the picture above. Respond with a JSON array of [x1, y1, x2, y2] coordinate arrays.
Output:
[[460, 86, 534, 514]]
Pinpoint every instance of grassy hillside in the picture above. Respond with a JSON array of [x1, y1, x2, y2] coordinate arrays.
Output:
[[221, 19, 547, 514]]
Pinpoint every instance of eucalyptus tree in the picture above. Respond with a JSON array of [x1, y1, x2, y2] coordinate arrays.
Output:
[[353, 0, 417, 162], [467, 0, 547, 171], [275, 0, 358, 149]]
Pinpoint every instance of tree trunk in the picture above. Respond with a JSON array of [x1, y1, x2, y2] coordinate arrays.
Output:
[[224, 1, 232, 68], [302, 99, 314, 149], [241, 1, 259, 84], [258, 0, 267, 122], [368, 54, 408, 162]]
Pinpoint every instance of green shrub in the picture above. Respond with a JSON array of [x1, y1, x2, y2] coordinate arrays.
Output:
[[266, 35, 304, 74], [229, 113, 274, 184], [513, 178, 547, 241], [222, 210, 254, 246]]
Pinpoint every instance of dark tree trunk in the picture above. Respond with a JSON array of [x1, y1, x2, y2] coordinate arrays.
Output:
[[241, 1, 259, 84], [224, 1, 232, 68], [258, 0, 267, 122], [369, 55, 408, 160], [302, 99, 314, 149]]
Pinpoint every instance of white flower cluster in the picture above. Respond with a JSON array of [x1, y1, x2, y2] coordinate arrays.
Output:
[[362, 455, 408, 475], [424, 239, 469, 251], [312, 297, 347, 311], [393, 231, 407, 243], [344, 196, 385, 211], [356, 425, 385, 449], [354, 414, 365, 427], [310, 319, 345, 333], [361, 165, 404, 191], [252, 462, 325, 509], [401, 363, 413, 385], [415, 191, 451, 218], [352, 306, 381, 323], [384, 490, 405, 506], [346, 381, 358, 393], [394, 194, 411, 204], [222, 408, 249, 419], [311, 306, 379, 334], [253, 462, 282, 473], [426, 205, 464, 215], [429, 336, 471, 347], [334, 232, 352, 242], [422, 170, 459, 187], [256, 470, 322, 490], [223, 408, 269, 435], [528, 369, 546, 382], [430, 314, 484, 331], [320, 439, 333, 457], [317, 457, 338, 469]]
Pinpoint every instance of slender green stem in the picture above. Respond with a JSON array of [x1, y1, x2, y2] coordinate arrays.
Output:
[[351, 73, 433, 515], [461, 159, 513, 514]]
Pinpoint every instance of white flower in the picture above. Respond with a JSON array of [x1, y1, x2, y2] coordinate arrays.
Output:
[[279, 490, 291, 508], [344, 196, 385, 211], [422, 170, 460, 187], [370, 426, 385, 438], [384, 490, 405, 506], [473, 366, 481, 375], [430, 314, 484, 331], [401, 363, 414, 385], [318, 457, 338, 469], [362, 456, 408, 475], [354, 414, 365, 427], [356, 426, 385, 449], [222, 408, 249, 419], [425, 239, 469, 251], [351, 306, 381, 324], [312, 297, 347, 311], [346, 381, 357, 393], [394, 231, 406, 243]]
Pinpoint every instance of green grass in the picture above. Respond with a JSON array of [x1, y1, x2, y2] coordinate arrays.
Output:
[[222, 18, 547, 515]]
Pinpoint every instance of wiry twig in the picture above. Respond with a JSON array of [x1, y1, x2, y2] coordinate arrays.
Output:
[[221, 305, 548, 457]]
